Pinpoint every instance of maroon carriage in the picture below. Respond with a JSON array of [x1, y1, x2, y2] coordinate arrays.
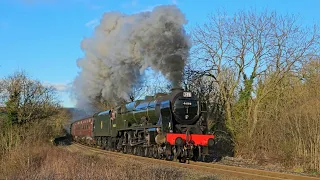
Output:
[[70, 117, 94, 145]]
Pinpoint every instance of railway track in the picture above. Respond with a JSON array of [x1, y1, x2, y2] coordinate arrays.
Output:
[[72, 143, 319, 180]]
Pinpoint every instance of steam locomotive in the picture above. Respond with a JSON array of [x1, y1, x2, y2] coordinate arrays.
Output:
[[70, 88, 215, 162]]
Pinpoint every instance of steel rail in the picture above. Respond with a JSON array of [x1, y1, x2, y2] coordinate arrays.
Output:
[[72, 143, 319, 180]]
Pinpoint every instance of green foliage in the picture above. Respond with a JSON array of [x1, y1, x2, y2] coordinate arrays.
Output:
[[1, 71, 61, 125], [238, 77, 254, 106], [210, 126, 235, 157], [231, 77, 254, 136], [190, 7, 319, 172], [5, 91, 19, 124], [0, 71, 70, 159]]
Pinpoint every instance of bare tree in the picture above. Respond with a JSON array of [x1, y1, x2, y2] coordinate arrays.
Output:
[[184, 65, 222, 120], [250, 58, 320, 171], [0, 71, 70, 156], [185, 64, 236, 157], [190, 9, 319, 138], [128, 77, 151, 102], [0, 71, 61, 124]]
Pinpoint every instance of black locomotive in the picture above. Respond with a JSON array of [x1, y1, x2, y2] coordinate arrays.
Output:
[[71, 88, 215, 162]]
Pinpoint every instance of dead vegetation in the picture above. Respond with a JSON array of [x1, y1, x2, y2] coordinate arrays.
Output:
[[0, 71, 219, 180], [0, 71, 71, 178], [0, 8, 319, 179], [187, 9, 320, 173], [0, 71, 70, 158], [1, 145, 180, 180], [0, 144, 221, 180]]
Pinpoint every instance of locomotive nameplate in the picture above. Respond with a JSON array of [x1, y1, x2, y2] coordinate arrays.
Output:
[[183, 92, 192, 98]]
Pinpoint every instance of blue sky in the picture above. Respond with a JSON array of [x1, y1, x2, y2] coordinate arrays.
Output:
[[0, 0, 319, 107]]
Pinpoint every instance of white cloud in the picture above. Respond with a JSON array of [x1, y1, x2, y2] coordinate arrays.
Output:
[[85, 18, 99, 28], [134, 4, 163, 13], [42, 81, 75, 107], [43, 82, 71, 92]]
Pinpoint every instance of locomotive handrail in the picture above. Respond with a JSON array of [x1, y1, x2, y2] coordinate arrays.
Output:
[[118, 125, 161, 131]]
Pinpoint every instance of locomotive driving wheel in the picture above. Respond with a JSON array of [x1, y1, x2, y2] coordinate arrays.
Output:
[[166, 154, 174, 161], [179, 156, 187, 163], [148, 147, 153, 158], [165, 144, 173, 161], [127, 146, 132, 154], [96, 137, 101, 147], [123, 145, 127, 154], [102, 137, 107, 150], [133, 146, 138, 155], [138, 146, 144, 156], [152, 146, 159, 159], [143, 147, 149, 157]]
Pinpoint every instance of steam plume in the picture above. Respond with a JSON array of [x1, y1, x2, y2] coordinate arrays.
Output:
[[72, 5, 191, 109]]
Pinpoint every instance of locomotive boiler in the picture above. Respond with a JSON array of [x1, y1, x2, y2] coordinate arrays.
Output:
[[71, 88, 215, 162]]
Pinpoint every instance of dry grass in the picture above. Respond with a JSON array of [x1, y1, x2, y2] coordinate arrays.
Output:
[[231, 60, 320, 174], [0, 144, 220, 180]]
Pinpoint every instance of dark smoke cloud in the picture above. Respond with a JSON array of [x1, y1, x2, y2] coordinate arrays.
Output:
[[72, 5, 191, 109]]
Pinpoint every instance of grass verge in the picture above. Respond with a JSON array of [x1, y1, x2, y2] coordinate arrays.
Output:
[[0, 144, 221, 180]]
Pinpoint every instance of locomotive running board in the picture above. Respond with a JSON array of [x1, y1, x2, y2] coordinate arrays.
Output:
[[122, 140, 147, 146], [118, 125, 161, 132]]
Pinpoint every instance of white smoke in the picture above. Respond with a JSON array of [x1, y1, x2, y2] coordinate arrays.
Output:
[[73, 5, 191, 109]]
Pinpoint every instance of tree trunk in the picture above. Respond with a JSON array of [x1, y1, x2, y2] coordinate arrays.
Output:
[[225, 101, 233, 132], [249, 102, 259, 138]]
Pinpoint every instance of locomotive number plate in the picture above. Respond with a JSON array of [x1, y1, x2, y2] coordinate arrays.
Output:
[[183, 92, 192, 98]]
